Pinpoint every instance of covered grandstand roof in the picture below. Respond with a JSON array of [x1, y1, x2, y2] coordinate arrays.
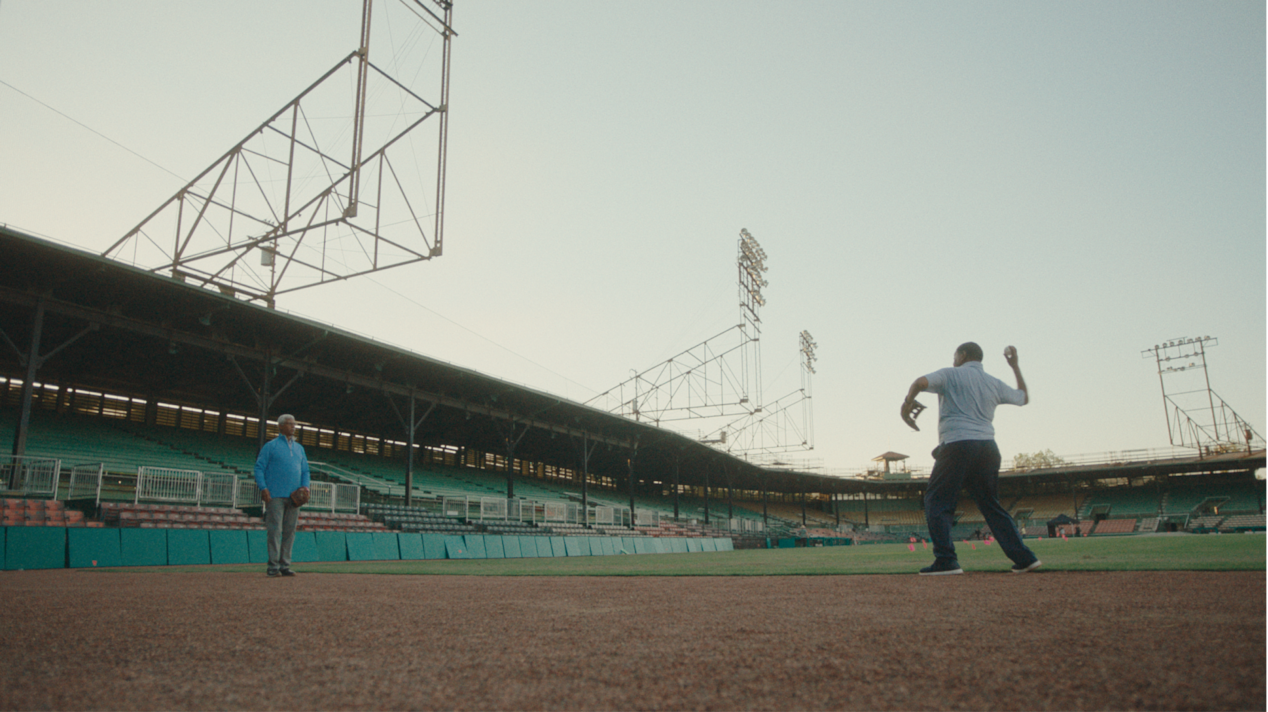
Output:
[[0, 225, 865, 497], [4, 226, 1262, 500]]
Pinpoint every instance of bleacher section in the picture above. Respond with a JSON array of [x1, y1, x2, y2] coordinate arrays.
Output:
[[1010, 494, 1081, 523], [1219, 514, 1265, 531], [9, 411, 249, 482], [1092, 518, 1137, 535], [6, 405, 1264, 554], [2, 498, 91, 527], [99, 502, 382, 532], [1080, 488, 1161, 519]]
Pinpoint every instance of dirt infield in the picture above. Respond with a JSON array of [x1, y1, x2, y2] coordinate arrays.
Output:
[[0, 569, 1262, 711]]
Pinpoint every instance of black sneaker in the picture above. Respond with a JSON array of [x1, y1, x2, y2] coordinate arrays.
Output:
[[280, 569, 296, 577], [919, 560, 963, 576], [267, 570, 281, 577], [1011, 559, 1042, 573]]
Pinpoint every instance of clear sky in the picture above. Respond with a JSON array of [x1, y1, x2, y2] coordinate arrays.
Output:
[[1, 1, 1264, 474]]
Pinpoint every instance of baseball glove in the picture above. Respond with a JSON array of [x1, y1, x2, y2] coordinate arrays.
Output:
[[290, 487, 311, 507]]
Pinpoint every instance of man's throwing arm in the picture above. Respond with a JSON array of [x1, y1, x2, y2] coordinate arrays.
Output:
[[901, 376, 929, 431]]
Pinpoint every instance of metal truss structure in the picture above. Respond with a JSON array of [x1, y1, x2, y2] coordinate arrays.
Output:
[[710, 330, 816, 458], [587, 230, 815, 457], [1142, 336, 1264, 455], [103, 0, 454, 308]]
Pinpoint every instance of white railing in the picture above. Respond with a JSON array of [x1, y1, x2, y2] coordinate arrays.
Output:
[[67, 463, 105, 505], [0, 455, 60, 498], [136, 467, 203, 504], [544, 501, 567, 523], [481, 496, 508, 520]]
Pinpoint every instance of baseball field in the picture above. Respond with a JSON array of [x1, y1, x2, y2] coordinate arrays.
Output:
[[1, 534, 1263, 710]]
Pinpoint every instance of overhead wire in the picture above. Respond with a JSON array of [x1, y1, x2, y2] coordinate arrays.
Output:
[[0, 78, 187, 184]]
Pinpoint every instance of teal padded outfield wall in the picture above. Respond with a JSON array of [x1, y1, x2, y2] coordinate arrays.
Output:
[[1, 527, 745, 570]]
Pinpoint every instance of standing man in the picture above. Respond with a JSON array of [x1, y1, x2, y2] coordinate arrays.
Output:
[[900, 343, 1041, 575], [254, 414, 310, 577]]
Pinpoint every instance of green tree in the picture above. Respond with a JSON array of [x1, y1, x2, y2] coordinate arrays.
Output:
[[1012, 449, 1067, 470]]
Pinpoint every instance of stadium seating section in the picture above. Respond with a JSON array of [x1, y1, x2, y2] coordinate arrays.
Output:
[[2, 407, 1263, 556]]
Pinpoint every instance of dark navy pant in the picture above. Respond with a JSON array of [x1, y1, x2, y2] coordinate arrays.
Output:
[[924, 439, 1036, 566]]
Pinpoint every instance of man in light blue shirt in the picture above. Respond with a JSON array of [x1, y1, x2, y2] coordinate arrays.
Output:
[[254, 414, 310, 577], [901, 343, 1040, 576]]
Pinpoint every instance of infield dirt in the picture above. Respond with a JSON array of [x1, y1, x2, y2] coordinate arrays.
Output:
[[0, 569, 1262, 711]]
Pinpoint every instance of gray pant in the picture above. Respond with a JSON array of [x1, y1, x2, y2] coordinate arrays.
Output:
[[265, 497, 299, 572]]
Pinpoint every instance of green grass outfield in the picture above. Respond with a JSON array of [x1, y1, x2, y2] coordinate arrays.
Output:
[[155, 533, 1265, 577]]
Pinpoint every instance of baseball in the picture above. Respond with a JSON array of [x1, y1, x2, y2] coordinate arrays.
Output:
[[1004, 345, 1016, 358]]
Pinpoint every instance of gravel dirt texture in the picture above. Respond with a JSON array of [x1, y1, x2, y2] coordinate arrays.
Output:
[[0, 569, 1262, 711]]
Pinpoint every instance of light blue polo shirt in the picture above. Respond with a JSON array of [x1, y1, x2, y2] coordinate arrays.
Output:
[[924, 361, 1027, 445]]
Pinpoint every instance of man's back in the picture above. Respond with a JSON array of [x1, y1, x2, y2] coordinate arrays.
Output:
[[924, 361, 1026, 444]]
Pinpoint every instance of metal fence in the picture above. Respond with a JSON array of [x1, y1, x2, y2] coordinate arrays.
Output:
[[481, 496, 508, 520], [135, 467, 204, 504], [307, 481, 360, 513], [442, 495, 469, 519], [236, 479, 261, 507], [67, 463, 105, 505], [544, 501, 567, 523], [595, 506, 614, 525], [635, 509, 659, 527], [0, 455, 60, 498], [235, 479, 358, 513]]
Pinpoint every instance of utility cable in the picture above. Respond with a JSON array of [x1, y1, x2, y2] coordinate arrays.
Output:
[[0, 78, 186, 183]]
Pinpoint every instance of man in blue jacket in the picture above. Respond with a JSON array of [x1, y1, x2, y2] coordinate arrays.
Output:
[[900, 343, 1041, 576], [254, 413, 310, 577]]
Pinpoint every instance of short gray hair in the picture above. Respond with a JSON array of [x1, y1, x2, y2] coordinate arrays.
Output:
[[277, 414, 296, 426]]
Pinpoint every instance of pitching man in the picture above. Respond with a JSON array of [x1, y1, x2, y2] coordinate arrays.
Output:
[[901, 342, 1041, 575]]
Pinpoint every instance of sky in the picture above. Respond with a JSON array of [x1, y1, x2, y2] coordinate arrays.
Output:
[[1, 1, 1264, 475]]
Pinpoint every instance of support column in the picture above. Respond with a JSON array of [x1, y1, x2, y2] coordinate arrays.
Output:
[[405, 397, 416, 507], [11, 299, 45, 459], [256, 353, 273, 453], [762, 486, 768, 528], [9, 299, 98, 459], [672, 455, 680, 521], [703, 462, 710, 525]]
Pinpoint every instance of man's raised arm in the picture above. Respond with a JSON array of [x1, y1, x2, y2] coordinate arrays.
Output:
[[1004, 345, 1028, 405]]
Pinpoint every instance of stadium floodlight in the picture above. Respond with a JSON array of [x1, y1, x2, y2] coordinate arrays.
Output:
[[102, 0, 455, 309]]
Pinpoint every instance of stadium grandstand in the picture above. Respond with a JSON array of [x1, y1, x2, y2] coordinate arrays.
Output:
[[1, 225, 1263, 569]]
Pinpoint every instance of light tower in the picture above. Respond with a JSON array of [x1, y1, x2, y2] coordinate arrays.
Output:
[[1142, 336, 1263, 454], [102, 0, 455, 308]]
